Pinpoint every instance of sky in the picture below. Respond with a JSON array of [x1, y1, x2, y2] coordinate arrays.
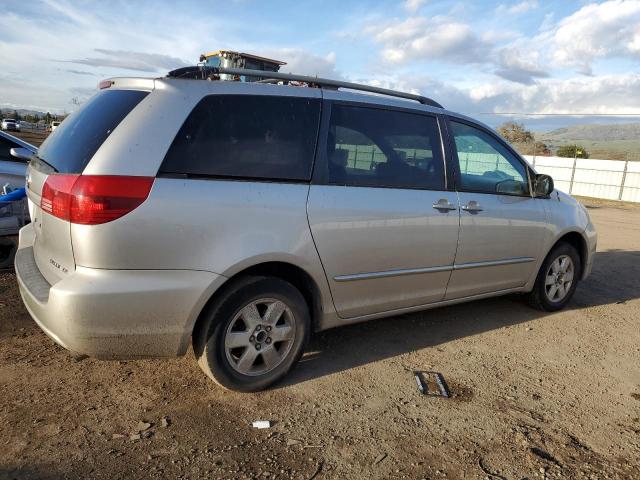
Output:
[[2, 0, 640, 130]]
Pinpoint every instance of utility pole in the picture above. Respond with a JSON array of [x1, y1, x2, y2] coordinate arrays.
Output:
[[619, 152, 629, 201], [569, 144, 578, 194]]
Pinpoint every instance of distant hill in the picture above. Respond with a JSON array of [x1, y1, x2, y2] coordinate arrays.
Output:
[[536, 123, 640, 160], [0, 108, 50, 117], [540, 123, 640, 142]]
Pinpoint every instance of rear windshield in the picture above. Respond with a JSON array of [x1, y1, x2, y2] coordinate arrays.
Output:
[[37, 89, 149, 173], [160, 95, 321, 181]]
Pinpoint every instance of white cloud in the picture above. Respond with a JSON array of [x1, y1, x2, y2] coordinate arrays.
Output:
[[466, 74, 640, 115], [364, 0, 640, 88], [40, 0, 93, 25], [0, 1, 337, 111], [68, 49, 189, 73], [266, 49, 341, 78], [65, 69, 96, 76], [3, 0, 640, 119], [496, 1, 539, 15], [494, 48, 549, 84], [0, 2, 218, 111], [539, 12, 554, 30], [359, 75, 469, 110], [403, 0, 427, 14], [551, 0, 640, 74], [371, 17, 492, 64], [354, 72, 640, 117]]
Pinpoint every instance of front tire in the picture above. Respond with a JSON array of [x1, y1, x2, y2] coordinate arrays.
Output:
[[527, 242, 581, 311], [193, 276, 310, 392]]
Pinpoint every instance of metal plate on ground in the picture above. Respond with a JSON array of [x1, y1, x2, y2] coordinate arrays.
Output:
[[414, 371, 450, 398]]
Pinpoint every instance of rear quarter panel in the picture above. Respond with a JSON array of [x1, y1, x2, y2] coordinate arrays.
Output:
[[72, 80, 336, 327], [71, 179, 336, 320]]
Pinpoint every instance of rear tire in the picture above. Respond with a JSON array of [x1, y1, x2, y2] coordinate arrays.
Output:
[[193, 276, 310, 392], [527, 242, 581, 311]]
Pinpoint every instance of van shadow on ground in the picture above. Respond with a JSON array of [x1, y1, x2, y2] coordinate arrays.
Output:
[[282, 249, 640, 387]]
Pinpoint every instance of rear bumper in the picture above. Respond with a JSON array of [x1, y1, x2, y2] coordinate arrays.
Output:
[[15, 224, 221, 359]]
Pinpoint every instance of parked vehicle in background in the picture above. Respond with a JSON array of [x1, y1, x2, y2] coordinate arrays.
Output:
[[0, 130, 35, 269], [15, 66, 597, 392], [0, 130, 34, 188], [49, 121, 61, 132], [1, 119, 20, 132]]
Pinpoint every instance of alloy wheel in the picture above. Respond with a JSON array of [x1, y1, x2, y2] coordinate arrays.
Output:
[[224, 298, 296, 376], [544, 254, 574, 302]]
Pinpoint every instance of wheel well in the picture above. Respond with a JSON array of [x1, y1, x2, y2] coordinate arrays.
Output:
[[554, 231, 587, 276], [192, 262, 322, 339]]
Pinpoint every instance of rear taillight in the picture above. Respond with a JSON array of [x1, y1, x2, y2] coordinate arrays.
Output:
[[41, 174, 79, 221], [41, 175, 154, 225]]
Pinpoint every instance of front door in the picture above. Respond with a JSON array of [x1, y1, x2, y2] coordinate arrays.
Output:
[[308, 102, 459, 318], [444, 118, 547, 300]]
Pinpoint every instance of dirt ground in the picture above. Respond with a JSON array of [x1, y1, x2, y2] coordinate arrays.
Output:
[[1, 202, 639, 480], [10, 130, 48, 148]]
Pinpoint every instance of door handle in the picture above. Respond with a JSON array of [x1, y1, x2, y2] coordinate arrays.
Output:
[[432, 199, 458, 211], [461, 201, 483, 213]]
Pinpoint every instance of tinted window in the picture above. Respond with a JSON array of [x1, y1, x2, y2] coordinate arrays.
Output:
[[37, 89, 148, 173], [0, 136, 20, 162], [326, 105, 444, 190], [450, 120, 529, 195], [161, 95, 321, 181]]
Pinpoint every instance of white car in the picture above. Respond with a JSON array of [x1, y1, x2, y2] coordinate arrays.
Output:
[[1, 119, 20, 132]]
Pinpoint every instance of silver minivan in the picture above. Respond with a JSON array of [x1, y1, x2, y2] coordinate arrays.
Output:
[[15, 69, 597, 391]]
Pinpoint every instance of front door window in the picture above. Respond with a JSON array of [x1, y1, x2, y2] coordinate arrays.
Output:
[[450, 121, 529, 196]]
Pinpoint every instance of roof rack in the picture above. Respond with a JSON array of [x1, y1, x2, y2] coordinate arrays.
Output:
[[166, 66, 443, 109]]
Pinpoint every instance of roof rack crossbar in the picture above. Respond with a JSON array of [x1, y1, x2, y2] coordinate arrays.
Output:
[[167, 66, 443, 108]]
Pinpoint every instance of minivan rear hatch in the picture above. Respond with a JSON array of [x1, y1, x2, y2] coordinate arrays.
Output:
[[27, 88, 149, 285]]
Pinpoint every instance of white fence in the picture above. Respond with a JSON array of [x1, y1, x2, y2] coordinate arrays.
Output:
[[524, 155, 640, 203]]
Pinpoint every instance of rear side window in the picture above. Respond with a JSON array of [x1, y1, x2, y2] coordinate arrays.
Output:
[[160, 95, 321, 181], [326, 104, 444, 190], [37, 89, 149, 173]]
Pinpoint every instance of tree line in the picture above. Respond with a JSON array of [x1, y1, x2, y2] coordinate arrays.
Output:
[[497, 121, 589, 159], [1, 110, 66, 125]]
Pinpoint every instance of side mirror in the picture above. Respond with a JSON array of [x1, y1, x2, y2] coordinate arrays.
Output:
[[534, 174, 554, 197], [10, 147, 34, 162]]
